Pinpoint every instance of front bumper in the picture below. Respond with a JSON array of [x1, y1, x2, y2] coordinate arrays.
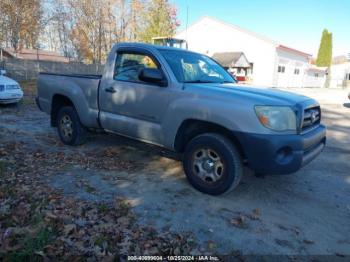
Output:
[[0, 98, 22, 104], [0, 92, 23, 104], [235, 124, 326, 175]]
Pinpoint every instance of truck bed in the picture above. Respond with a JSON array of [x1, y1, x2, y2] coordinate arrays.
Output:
[[37, 72, 102, 128]]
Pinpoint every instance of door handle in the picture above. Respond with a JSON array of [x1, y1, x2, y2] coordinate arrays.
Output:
[[105, 87, 117, 93]]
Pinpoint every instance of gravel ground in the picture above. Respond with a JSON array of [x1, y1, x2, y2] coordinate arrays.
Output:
[[1, 83, 350, 256]]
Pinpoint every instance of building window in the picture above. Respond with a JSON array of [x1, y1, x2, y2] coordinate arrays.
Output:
[[294, 68, 300, 75], [346, 73, 350, 80], [278, 65, 285, 73]]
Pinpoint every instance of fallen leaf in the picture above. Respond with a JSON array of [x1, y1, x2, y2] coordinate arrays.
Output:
[[303, 239, 314, 244], [229, 215, 249, 229], [275, 239, 294, 249], [207, 240, 215, 250], [63, 224, 76, 235]]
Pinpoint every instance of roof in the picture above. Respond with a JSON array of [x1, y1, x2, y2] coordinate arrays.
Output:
[[307, 66, 327, 73], [212, 52, 250, 67], [1, 48, 69, 62], [277, 45, 311, 58], [332, 55, 348, 65], [177, 16, 311, 58]]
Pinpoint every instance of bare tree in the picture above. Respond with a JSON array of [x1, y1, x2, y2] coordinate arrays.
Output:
[[0, 0, 44, 51], [0, 0, 179, 63]]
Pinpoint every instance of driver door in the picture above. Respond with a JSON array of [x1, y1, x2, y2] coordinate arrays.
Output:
[[99, 50, 170, 145]]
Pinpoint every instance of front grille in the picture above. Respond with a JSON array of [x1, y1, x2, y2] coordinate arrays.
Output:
[[6, 84, 19, 90], [301, 106, 321, 131]]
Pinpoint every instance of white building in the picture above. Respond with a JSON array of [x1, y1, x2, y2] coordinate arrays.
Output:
[[303, 66, 326, 88], [330, 62, 350, 88], [176, 16, 313, 88]]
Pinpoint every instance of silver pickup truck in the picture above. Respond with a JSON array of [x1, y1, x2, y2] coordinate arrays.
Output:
[[36, 43, 326, 195]]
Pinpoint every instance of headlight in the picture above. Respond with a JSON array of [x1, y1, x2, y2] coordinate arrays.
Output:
[[255, 106, 297, 131]]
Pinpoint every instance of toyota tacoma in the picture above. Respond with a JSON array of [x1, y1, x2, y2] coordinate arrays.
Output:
[[36, 43, 326, 195]]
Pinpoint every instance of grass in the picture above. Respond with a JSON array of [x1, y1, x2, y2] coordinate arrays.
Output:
[[84, 184, 96, 194], [118, 199, 131, 217], [97, 203, 110, 214], [19, 97, 35, 106], [93, 235, 108, 248], [19, 80, 37, 106], [0, 160, 7, 177], [19, 80, 37, 96], [6, 227, 56, 262]]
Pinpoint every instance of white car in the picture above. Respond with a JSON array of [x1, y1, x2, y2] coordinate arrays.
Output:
[[0, 70, 23, 104]]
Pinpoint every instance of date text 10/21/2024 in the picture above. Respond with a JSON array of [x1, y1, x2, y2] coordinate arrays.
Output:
[[127, 255, 220, 261]]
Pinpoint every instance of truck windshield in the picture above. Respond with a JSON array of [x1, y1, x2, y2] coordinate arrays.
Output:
[[159, 49, 236, 84]]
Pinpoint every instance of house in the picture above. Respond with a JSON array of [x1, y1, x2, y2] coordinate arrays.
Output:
[[176, 16, 312, 88], [332, 55, 348, 65], [211, 52, 252, 82], [0, 48, 69, 63], [303, 66, 326, 88], [330, 62, 350, 88]]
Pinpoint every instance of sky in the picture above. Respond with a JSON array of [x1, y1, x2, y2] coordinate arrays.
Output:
[[173, 0, 350, 57]]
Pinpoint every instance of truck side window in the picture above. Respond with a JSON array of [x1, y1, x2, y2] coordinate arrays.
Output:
[[114, 53, 158, 82]]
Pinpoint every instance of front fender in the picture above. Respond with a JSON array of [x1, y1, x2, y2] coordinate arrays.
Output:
[[162, 97, 243, 149]]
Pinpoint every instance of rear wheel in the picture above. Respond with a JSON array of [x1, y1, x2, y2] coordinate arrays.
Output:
[[183, 133, 243, 195], [56, 106, 87, 146]]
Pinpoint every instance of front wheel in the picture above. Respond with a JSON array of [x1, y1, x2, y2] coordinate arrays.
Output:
[[56, 106, 87, 146], [183, 133, 243, 195]]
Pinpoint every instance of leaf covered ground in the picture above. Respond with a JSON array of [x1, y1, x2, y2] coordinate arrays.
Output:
[[0, 81, 200, 260]]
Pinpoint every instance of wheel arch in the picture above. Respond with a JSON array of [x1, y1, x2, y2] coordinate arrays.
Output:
[[51, 94, 75, 127], [173, 119, 246, 159]]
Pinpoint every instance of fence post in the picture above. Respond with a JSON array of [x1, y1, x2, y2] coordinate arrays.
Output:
[[37, 61, 41, 80], [25, 60, 28, 81]]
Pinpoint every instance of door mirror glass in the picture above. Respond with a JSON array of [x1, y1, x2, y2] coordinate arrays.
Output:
[[139, 68, 167, 87]]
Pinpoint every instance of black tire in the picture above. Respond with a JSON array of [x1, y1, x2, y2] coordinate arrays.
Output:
[[183, 133, 243, 195], [56, 106, 87, 146]]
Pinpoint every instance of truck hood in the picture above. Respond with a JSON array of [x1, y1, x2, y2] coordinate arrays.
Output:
[[183, 83, 313, 106], [0, 75, 20, 86]]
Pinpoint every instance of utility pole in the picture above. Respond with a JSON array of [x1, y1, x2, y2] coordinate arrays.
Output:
[[184, 4, 189, 49], [185, 5, 188, 44]]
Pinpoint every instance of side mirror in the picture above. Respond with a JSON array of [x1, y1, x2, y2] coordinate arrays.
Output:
[[0, 70, 6, 75], [139, 68, 167, 87]]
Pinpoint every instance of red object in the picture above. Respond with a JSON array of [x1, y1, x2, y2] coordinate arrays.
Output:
[[236, 76, 246, 82]]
